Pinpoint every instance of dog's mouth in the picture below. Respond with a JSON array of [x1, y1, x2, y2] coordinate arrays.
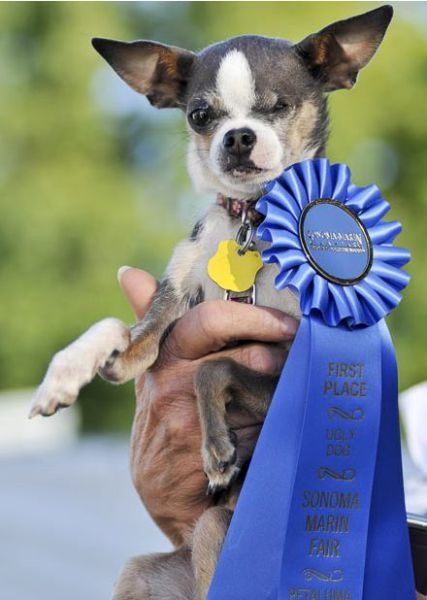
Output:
[[224, 163, 265, 178]]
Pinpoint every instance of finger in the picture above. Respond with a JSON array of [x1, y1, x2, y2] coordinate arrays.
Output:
[[117, 267, 159, 320], [164, 299, 298, 360], [218, 343, 288, 375]]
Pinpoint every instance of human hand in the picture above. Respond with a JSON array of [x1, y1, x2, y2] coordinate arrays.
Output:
[[118, 267, 298, 546]]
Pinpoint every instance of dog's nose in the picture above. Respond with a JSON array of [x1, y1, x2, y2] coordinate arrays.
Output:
[[223, 128, 256, 156]]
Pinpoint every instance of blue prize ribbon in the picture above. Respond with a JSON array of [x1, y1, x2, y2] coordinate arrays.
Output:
[[207, 159, 415, 600]]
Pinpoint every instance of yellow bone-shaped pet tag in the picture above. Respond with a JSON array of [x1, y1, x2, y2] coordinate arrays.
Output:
[[208, 240, 263, 292]]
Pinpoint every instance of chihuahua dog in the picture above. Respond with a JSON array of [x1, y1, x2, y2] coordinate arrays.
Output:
[[29, 6, 393, 599]]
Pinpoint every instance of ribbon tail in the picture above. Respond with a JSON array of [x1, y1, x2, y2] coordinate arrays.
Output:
[[277, 319, 382, 599]]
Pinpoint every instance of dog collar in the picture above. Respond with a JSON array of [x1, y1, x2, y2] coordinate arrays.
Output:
[[216, 194, 263, 225]]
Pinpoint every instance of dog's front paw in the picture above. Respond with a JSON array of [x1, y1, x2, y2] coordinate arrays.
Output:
[[29, 318, 130, 418], [28, 351, 86, 418], [203, 430, 239, 495]]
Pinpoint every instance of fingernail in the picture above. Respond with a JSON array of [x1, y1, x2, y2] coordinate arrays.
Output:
[[117, 265, 133, 283], [282, 316, 298, 336]]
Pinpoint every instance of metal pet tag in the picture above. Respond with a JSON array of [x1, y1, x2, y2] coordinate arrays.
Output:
[[208, 239, 263, 293]]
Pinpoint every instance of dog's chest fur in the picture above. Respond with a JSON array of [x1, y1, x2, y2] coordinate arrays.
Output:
[[166, 204, 301, 319]]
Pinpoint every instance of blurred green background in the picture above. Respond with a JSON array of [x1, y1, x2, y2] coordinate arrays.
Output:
[[0, 1, 426, 433]]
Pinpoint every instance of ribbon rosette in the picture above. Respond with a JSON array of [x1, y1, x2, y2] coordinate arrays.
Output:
[[207, 159, 415, 600], [256, 158, 410, 327]]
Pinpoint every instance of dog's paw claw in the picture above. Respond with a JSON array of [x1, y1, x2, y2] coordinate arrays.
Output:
[[98, 354, 129, 383], [99, 346, 158, 384], [217, 448, 237, 474], [103, 348, 121, 370], [205, 466, 240, 496], [28, 405, 42, 420]]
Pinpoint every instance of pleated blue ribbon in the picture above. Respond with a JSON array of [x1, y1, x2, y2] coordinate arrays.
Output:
[[207, 159, 415, 600]]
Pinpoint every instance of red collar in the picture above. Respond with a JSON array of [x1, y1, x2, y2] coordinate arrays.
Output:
[[216, 194, 263, 225]]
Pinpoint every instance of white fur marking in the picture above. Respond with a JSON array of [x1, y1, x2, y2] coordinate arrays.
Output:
[[216, 50, 255, 117]]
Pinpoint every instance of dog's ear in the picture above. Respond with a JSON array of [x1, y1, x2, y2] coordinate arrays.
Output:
[[92, 38, 195, 108], [294, 5, 393, 91]]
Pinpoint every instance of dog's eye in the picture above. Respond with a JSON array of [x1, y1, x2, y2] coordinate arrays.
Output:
[[273, 100, 289, 112], [189, 108, 211, 128]]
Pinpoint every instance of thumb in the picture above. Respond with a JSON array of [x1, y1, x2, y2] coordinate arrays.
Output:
[[117, 267, 159, 320]]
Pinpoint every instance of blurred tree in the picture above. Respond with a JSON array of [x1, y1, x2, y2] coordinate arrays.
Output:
[[0, 2, 192, 430], [0, 2, 425, 431]]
